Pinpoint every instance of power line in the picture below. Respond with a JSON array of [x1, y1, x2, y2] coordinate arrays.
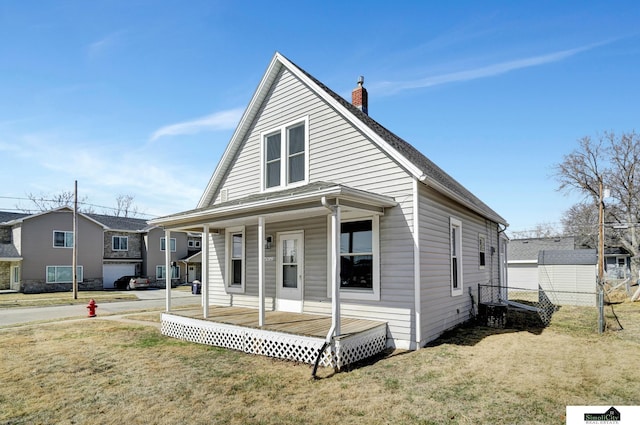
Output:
[[0, 195, 161, 218]]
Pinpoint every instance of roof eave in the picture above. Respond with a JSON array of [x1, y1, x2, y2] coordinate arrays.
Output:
[[152, 184, 396, 229], [197, 53, 285, 209]]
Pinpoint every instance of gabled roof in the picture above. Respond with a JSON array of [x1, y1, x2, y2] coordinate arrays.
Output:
[[198, 52, 506, 226], [0, 212, 29, 224], [508, 237, 575, 261], [0, 206, 106, 228], [86, 213, 148, 232], [0, 208, 148, 232]]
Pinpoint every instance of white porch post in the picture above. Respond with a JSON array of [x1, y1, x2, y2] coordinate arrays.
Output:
[[331, 205, 341, 337], [165, 229, 171, 312], [202, 226, 210, 318], [258, 216, 265, 327]]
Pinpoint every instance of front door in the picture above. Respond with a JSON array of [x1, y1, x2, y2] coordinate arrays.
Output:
[[276, 231, 304, 313]]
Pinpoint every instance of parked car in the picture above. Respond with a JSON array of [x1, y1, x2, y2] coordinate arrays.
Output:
[[114, 275, 150, 290]]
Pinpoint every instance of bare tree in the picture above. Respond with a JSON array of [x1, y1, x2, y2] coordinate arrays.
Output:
[[16, 191, 95, 214], [510, 222, 562, 239], [561, 202, 599, 248], [112, 194, 139, 217], [554, 131, 640, 280]]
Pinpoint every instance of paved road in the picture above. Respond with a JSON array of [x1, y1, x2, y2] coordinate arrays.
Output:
[[0, 289, 202, 327]]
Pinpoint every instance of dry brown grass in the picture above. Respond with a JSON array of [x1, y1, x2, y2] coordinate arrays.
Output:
[[1, 303, 639, 425], [0, 291, 137, 308]]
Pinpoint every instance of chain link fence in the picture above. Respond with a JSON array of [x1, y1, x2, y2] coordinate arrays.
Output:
[[477, 284, 604, 332]]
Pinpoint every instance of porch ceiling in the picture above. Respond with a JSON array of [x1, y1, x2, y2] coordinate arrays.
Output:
[[150, 182, 397, 232]]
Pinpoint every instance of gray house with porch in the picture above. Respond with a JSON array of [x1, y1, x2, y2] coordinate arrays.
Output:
[[151, 53, 508, 367]]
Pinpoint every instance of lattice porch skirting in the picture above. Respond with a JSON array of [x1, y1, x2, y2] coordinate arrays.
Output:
[[161, 313, 387, 369]]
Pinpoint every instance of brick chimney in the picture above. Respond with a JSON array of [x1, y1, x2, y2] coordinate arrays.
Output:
[[351, 76, 368, 115]]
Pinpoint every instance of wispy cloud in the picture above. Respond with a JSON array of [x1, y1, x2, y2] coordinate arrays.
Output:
[[149, 107, 243, 141], [373, 41, 609, 95], [9, 132, 203, 216], [88, 30, 127, 57]]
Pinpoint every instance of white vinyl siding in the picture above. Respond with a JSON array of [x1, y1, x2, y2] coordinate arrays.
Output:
[[538, 264, 597, 306], [418, 184, 500, 345], [203, 67, 426, 347]]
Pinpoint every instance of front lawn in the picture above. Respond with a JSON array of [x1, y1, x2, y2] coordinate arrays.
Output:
[[1, 302, 638, 424]]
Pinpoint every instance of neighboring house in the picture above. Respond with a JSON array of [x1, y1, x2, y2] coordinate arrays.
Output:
[[507, 237, 576, 290], [0, 212, 28, 291], [151, 52, 508, 350], [508, 237, 630, 291], [143, 227, 190, 287], [88, 213, 148, 289], [604, 247, 631, 279], [0, 207, 197, 292], [538, 249, 597, 306], [0, 207, 104, 293]]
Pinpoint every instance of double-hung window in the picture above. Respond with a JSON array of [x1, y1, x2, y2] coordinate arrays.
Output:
[[225, 226, 245, 293], [263, 117, 308, 190], [156, 265, 179, 280], [450, 217, 463, 296], [53, 231, 74, 248], [478, 234, 486, 268], [112, 236, 128, 251], [160, 237, 176, 252]]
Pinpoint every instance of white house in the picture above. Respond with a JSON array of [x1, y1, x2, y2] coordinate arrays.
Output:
[[151, 53, 508, 367]]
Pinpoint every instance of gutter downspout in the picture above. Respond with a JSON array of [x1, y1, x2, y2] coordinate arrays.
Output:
[[313, 196, 340, 377], [412, 179, 421, 349]]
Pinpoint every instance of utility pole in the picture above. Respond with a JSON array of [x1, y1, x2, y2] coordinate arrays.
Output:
[[72, 180, 78, 300], [598, 178, 605, 284], [597, 178, 605, 334]]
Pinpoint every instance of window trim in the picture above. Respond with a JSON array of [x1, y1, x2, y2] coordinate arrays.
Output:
[[327, 214, 380, 301], [450, 217, 463, 296], [156, 265, 180, 280], [160, 237, 176, 252], [112, 235, 129, 251], [46, 265, 83, 284], [225, 226, 245, 294], [53, 230, 74, 248], [478, 233, 486, 269], [261, 116, 309, 192]]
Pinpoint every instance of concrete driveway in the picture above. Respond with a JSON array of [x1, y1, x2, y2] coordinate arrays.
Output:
[[0, 288, 201, 327]]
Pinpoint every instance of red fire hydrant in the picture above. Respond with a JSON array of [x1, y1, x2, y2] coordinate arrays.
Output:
[[87, 299, 98, 317]]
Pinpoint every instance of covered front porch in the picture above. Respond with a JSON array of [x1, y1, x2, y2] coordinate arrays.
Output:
[[161, 306, 387, 369], [152, 182, 397, 369]]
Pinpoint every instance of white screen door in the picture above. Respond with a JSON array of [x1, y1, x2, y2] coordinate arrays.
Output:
[[276, 231, 304, 312]]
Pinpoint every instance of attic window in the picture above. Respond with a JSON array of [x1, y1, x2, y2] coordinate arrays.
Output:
[[262, 117, 309, 190]]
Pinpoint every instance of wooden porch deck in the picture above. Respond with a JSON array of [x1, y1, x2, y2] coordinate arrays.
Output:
[[161, 306, 388, 369], [168, 306, 384, 339]]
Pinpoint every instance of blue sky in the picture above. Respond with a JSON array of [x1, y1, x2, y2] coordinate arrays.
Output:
[[1, 1, 638, 236]]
